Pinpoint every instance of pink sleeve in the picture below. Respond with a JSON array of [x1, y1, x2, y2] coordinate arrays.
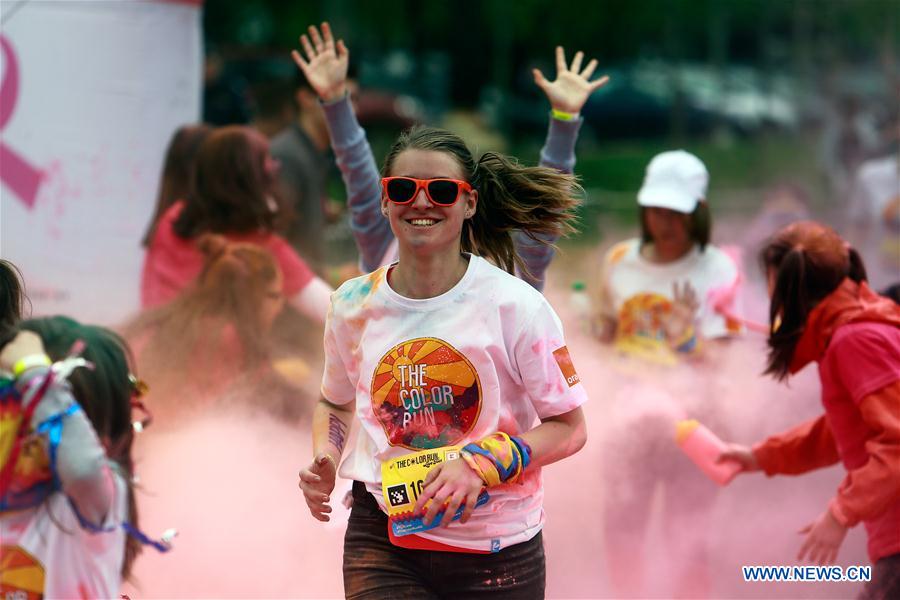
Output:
[[829, 325, 900, 404], [141, 202, 191, 308], [269, 236, 315, 297]]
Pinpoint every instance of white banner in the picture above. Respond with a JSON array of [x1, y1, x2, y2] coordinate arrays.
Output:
[[0, 0, 202, 324]]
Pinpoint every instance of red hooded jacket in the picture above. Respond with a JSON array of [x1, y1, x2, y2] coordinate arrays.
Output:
[[753, 279, 900, 563]]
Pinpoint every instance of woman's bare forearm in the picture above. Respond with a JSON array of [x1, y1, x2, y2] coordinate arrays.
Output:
[[311, 396, 355, 463]]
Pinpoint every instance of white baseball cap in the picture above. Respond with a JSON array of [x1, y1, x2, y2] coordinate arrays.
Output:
[[637, 150, 709, 214]]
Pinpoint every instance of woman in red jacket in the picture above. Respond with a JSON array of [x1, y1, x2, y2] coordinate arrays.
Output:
[[722, 221, 900, 600]]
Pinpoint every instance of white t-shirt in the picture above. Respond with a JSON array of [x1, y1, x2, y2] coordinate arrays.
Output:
[[0, 468, 127, 597], [322, 254, 588, 552], [598, 239, 741, 363]]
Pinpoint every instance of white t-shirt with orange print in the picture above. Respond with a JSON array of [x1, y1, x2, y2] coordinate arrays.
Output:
[[322, 254, 588, 552], [597, 239, 741, 364]]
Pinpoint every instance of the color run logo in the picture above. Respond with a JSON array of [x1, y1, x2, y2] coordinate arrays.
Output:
[[371, 338, 481, 449], [0, 35, 44, 209]]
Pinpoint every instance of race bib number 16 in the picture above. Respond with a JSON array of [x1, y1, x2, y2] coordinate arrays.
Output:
[[381, 446, 488, 536]]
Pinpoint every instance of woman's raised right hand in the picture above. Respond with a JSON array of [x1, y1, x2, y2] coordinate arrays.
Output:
[[291, 22, 349, 103], [298, 453, 338, 521]]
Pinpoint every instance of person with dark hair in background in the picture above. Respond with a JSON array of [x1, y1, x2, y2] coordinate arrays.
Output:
[[269, 67, 353, 271], [250, 79, 297, 140], [1, 316, 158, 596], [589, 150, 742, 352], [128, 235, 311, 418], [141, 125, 333, 323], [291, 22, 608, 289], [587, 150, 743, 597], [140, 124, 213, 248], [721, 222, 900, 600]]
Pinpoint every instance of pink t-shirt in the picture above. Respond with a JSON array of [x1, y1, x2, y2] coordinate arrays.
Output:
[[140, 202, 314, 308], [819, 321, 900, 562]]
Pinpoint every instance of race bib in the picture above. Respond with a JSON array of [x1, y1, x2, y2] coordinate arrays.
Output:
[[381, 446, 488, 537]]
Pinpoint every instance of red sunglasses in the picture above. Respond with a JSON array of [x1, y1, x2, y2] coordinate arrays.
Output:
[[381, 177, 473, 206]]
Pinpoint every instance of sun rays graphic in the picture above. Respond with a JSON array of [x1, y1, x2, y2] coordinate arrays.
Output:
[[371, 338, 481, 449]]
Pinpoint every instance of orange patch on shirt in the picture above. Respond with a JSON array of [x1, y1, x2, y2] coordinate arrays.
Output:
[[552, 346, 580, 387]]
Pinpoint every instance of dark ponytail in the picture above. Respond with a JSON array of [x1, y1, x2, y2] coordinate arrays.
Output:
[[382, 126, 581, 276], [765, 248, 809, 380], [847, 247, 868, 284]]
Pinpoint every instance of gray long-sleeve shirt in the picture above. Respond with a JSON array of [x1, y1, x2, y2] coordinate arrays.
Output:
[[15, 367, 114, 526]]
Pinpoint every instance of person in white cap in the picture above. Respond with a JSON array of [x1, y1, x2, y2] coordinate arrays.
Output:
[[588, 150, 743, 597], [590, 150, 742, 355]]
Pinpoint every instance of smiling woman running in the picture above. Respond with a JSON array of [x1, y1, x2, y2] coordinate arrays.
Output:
[[297, 122, 589, 599]]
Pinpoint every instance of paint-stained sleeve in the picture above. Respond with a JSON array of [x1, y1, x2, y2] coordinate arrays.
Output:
[[513, 296, 588, 419], [752, 414, 841, 476], [320, 297, 356, 405]]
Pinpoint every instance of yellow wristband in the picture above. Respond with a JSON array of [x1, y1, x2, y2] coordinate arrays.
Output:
[[12, 354, 52, 378], [551, 108, 578, 121]]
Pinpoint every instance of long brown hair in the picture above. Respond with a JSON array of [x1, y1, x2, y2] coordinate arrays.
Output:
[[19, 316, 142, 580], [381, 126, 581, 278], [173, 126, 284, 239], [141, 124, 212, 247], [760, 221, 868, 380], [125, 235, 281, 391]]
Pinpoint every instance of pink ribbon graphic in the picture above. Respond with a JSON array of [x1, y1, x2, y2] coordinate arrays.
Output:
[[1, 35, 43, 209]]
